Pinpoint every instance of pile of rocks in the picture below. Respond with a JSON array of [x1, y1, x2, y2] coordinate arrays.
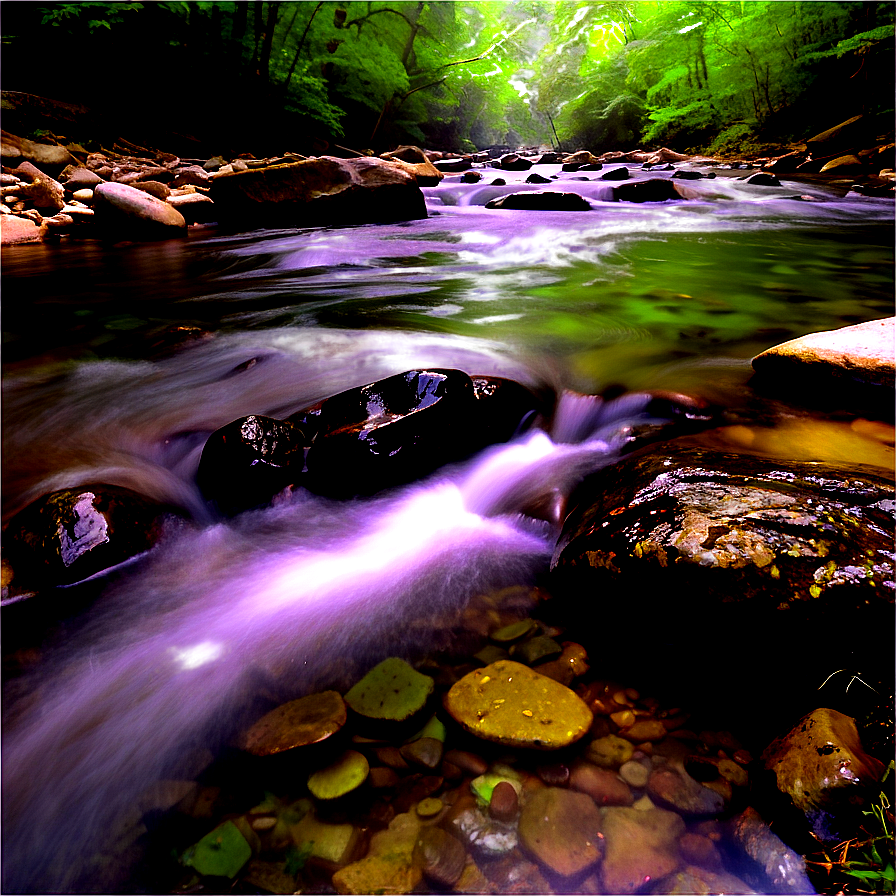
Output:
[[149, 603, 823, 895], [0, 137, 445, 245]]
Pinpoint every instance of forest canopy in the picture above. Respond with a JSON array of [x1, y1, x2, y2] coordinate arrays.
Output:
[[1, 1, 893, 156]]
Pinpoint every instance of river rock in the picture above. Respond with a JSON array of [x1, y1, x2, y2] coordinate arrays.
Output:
[[518, 787, 604, 877], [484, 191, 591, 211], [752, 316, 895, 395], [171, 165, 210, 188], [444, 660, 593, 749], [1, 130, 77, 173], [569, 760, 634, 806], [133, 180, 170, 201], [612, 178, 689, 202], [496, 153, 533, 171], [647, 764, 726, 817], [820, 154, 864, 173], [331, 812, 422, 895], [379, 146, 444, 186], [760, 707, 885, 841], [742, 172, 781, 186], [240, 691, 347, 756], [600, 166, 630, 180], [525, 172, 552, 184], [648, 866, 759, 895], [298, 368, 476, 498], [534, 151, 563, 164], [92, 181, 186, 238], [210, 156, 426, 226], [0, 213, 44, 245], [61, 166, 104, 190], [434, 157, 472, 173], [599, 805, 685, 895], [551, 446, 895, 735], [2, 484, 175, 589], [196, 415, 308, 515], [726, 807, 815, 894], [414, 826, 467, 888], [14, 161, 65, 211], [167, 191, 216, 224], [806, 115, 867, 154]]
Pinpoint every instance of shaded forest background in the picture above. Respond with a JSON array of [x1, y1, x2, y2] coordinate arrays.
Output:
[[1, 1, 893, 158]]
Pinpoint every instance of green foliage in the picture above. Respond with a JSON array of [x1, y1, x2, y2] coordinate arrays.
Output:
[[9, 1, 896, 153]]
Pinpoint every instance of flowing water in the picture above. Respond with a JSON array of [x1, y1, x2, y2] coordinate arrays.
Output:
[[1, 164, 893, 892]]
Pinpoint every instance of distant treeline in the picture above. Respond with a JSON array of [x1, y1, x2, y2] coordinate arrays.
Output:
[[1, 1, 893, 155]]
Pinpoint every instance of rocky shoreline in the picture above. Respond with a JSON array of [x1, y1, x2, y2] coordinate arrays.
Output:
[[1, 110, 893, 246]]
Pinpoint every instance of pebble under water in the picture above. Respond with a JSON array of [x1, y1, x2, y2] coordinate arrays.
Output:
[[1, 163, 893, 893]]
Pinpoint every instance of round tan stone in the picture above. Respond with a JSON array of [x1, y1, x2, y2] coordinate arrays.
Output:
[[444, 660, 592, 750]]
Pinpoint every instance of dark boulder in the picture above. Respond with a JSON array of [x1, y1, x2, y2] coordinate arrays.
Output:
[[298, 369, 477, 498], [525, 172, 551, 184], [209, 156, 427, 226], [741, 172, 781, 187], [2, 484, 177, 590], [533, 152, 563, 164], [196, 415, 309, 515], [485, 191, 591, 211], [600, 166, 630, 180], [612, 178, 689, 203], [461, 171, 482, 183], [496, 154, 533, 171], [433, 157, 472, 173], [550, 446, 895, 737]]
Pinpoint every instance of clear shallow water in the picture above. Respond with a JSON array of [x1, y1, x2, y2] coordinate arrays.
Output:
[[1, 164, 893, 892]]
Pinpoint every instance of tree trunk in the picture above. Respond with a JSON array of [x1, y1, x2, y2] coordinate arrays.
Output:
[[282, 1, 324, 96]]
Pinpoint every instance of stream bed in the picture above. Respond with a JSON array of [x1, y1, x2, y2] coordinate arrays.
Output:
[[1, 163, 893, 894]]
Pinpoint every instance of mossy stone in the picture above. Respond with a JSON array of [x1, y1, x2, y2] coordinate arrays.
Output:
[[344, 657, 434, 722], [183, 819, 252, 878], [307, 750, 370, 800]]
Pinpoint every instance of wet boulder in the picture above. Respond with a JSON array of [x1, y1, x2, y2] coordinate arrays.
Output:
[[433, 157, 472, 173], [2, 484, 177, 590], [485, 191, 591, 211], [752, 317, 895, 413], [0, 214, 45, 245], [297, 368, 473, 497], [612, 178, 690, 202], [378, 146, 444, 186], [196, 415, 309, 515], [551, 446, 895, 735], [533, 151, 563, 164], [209, 156, 427, 226], [496, 153, 533, 171], [760, 707, 886, 842]]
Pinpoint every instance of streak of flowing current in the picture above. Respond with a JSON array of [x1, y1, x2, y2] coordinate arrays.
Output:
[[2, 161, 893, 893], [2, 391, 645, 894]]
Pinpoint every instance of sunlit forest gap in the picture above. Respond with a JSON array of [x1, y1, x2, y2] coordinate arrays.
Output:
[[2, 2, 894, 155]]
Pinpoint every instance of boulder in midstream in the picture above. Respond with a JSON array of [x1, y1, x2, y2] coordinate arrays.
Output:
[[485, 191, 591, 211], [92, 181, 186, 237], [2, 483, 178, 591], [196, 414, 309, 515]]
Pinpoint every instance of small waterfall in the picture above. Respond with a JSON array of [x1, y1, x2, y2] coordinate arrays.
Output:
[[1, 394, 657, 894]]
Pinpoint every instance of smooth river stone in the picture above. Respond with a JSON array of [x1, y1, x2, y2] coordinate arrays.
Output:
[[444, 660, 593, 749], [241, 691, 346, 756], [518, 787, 604, 877], [599, 805, 686, 895]]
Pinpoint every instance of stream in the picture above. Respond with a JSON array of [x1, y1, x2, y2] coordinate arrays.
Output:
[[1, 163, 893, 893]]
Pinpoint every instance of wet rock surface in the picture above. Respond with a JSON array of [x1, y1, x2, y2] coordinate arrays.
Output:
[[484, 190, 592, 211], [2, 483, 178, 590], [551, 444, 895, 734], [761, 707, 886, 841]]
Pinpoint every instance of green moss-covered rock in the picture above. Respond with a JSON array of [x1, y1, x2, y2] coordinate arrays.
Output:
[[344, 657, 434, 722], [183, 820, 252, 878], [307, 750, 369, 800]]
